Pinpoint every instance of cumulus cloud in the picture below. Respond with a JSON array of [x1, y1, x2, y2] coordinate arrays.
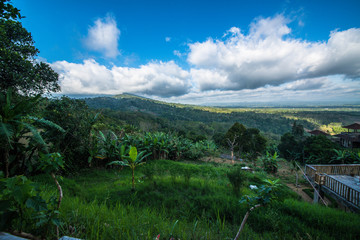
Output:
[[159, 76, 360, 105], [52, 59, 191, 97], [85, 14, 121, 58], [54, 14, 360, 102], [188, 15, 360, 91]]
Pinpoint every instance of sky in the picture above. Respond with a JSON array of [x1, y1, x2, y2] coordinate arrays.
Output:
[[13, 0, 360, 105]]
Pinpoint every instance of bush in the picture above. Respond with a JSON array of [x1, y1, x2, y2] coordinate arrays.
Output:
[[227, 166, 249, 195], [262, 151, 279, 174]]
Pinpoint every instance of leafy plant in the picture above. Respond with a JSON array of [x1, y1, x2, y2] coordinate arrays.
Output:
[[108, 146, 151, 190], [0, 175, 61, 238], [37, 152, 65, 238], [227, 166, 249, 195], [0, 89, 64, 177], [234, 179, 280, 239], [262, 151, 279, 174]]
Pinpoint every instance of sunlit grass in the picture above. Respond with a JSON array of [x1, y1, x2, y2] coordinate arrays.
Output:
[[33, 160, 360, 239]]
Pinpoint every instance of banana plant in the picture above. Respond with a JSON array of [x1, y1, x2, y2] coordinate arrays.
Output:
[[108, 146, 151, 190], [0, 89, 64, 177]]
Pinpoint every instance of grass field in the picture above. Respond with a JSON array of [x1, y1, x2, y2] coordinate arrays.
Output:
[[33, 159, 360, 239]]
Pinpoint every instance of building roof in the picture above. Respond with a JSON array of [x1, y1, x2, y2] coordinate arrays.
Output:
[[308, 130, 329, 136], [342, 123, 360, 130]]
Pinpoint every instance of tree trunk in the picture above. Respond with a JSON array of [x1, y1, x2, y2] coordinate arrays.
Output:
[[132, 168, 135, 190], [4, 147, 10, 178], [51, 172, 63, 239], [234, 204, 261, 240]]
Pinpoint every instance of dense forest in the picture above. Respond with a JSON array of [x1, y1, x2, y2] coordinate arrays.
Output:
[[85, 94, 360, 140], [1, 1, 360, 239]]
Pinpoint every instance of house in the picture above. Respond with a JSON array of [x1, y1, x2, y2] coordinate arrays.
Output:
[[335, 123, 360, 148], [308, 129, 329, 136]]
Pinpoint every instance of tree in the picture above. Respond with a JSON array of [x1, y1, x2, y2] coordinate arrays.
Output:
[[242, 128, 267, 154], [43, 97, 97, 170], [0, 0, 60, 95], [234, 179, 280, 239], [292, 121, 304, 139], [278, 132, 302, 160], [224, 122, 246, 156], [303, 135, 339, 164]]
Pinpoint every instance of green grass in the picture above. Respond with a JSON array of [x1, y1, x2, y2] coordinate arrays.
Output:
[[32, 160, 360, 239]]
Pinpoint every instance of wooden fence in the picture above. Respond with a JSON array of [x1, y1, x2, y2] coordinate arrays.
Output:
[[305, 164, 360, 176], [324, 175, 360, 207], [305, 164, 360, 208]]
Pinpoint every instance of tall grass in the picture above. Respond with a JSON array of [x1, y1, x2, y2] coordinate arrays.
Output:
[[31, 160, 360, 239]]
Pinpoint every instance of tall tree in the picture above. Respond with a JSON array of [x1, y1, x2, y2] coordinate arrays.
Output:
[[0, 0, 60, 95]]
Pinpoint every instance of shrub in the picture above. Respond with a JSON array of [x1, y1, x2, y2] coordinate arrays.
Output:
[[262, 151, 279, 174], [227, 166, 249, 195]]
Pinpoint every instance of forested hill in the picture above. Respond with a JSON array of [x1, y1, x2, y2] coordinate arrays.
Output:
[[84, 94, 302, 137], [84, 94, 360, 140]]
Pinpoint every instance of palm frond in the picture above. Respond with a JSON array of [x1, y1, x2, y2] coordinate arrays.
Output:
[[11, 94, 41, 117], [108, 160, 129, 167], [16, 121, 47, 147], [0, 122, 15, 147], [26, 116, 65, 133]]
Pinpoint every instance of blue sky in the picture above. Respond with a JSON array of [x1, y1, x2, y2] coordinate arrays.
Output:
[[13, 0, 360, 105]]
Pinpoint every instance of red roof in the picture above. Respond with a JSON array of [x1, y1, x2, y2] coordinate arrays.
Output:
[[342, 123, 360, 130], [308, 130, 329, 136]]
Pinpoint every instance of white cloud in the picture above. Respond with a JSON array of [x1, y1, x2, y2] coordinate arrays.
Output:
[[54, 14, 360, 104], [85, 14, 120, 58], [165, 37, 171, 42], [52, 59, 191, 97], [173, 50, 185, 57], [188, 15, 360, 91], [158, 76, 360, 105]]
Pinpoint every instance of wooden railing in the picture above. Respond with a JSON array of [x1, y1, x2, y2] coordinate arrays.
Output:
[[305, 164, 360, 208], [324, 175, 360, 207], [306, 164, 360, 176], [305, 165, 317, 180]]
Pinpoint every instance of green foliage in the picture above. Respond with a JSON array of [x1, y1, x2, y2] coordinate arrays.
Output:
[[108, 146, 150, 189], [227, 166, 249, 195], [278, 132, 303, 160], [291, 121, 304, 139], [24, 160, 360, 239], [43, 97, 97, 170], [303, 135, 339, 164], [0, 0, 60, 95], [38, 152, 64, 174], [330, 149, 360, 164], [261, 151, 279, 174], [240, 179, 280, 209], [0, 89, 64, 177], [0, 175, 61, 237]]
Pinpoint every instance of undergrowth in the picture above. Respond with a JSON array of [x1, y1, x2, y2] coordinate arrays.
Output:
[[31, 160, 360, 239]]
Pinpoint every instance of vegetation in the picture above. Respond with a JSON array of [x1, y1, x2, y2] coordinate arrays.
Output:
[[1, 1, 360, 239], [0, 0, 60, 95], [22, 161, 360, 239]]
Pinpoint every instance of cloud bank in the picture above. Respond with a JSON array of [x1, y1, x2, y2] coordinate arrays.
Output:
[[52, 60, 190, 97], [188, 15, 360, 91], [84, 14, 120, 58], [56, 14, 360, 103]]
